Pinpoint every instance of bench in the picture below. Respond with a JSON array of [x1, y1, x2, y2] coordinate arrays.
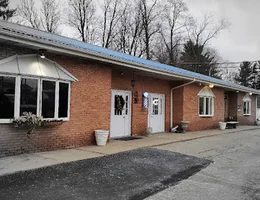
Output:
[[226, 121, 239, 129]]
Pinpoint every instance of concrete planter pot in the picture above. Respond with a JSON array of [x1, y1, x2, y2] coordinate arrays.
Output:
[[219, 122, 227, 130], [95, 130, 109, 146], [181, 121, 189, 133], [146, 127, 153, 136], [256, 121, 260, 126]]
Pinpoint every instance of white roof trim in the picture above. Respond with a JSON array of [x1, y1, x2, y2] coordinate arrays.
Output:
[[198, 86, 215, 97], [242, 94, 252, 102], [0, 54, 78, 82]]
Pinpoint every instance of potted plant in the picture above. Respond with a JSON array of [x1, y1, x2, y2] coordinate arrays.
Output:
[[12, 112, 43, 136], [180, 121, 189, 133], [256, 119, 260, 126], [145, 127, 153, 136]]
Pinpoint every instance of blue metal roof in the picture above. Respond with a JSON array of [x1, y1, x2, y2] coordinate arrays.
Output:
[[0, 20, 259, 94]]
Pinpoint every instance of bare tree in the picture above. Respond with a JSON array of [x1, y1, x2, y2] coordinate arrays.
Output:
[[138, 0, 161, 60], [40, 0, 60, 33], [114, 1, 144, 57], [16, 0, 61, 33], [16, 0, 40, 29], [187, 14, 229, 48], [100, 0, 122, 48], [179, 14, 229, 75], [67, 0, 97, 43], [157, 0, 189, 65]]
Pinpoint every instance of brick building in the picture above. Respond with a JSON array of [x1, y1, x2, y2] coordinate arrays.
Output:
[[0, 21, 259, 157]]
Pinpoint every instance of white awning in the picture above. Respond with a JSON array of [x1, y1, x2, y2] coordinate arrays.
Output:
[[0, 54, 78, 82], [242, 94, 252, 102], [197, 86, 215, 97]]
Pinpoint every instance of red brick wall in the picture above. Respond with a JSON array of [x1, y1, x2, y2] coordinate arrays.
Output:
[[224, 92, 228, 120], [182, 84, 225, 131], [111, 71, 172, 135], [0, 44, 35, 59], [227, 92, 238, 120], [237, 93, 256, 125], [0, 43, 257, 157], [0, 44, 112, 157], [172, 87, 184, 127]]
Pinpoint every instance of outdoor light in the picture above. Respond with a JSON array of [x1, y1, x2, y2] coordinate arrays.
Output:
[[131, 79, 135, 88], [40, 53, 45, 59], [39, 49, 46, 59], [236, 91, 239, 93], [249, 92, 253, 95], [209, 84, 214, 88], [131, 72, 135, 88]]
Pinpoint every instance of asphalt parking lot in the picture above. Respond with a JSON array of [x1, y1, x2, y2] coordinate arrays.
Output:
[[0, 148, 210, 200], [145, 129, 260, 200]]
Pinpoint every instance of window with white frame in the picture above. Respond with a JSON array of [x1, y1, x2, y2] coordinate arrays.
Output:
[[0, 76, 15, 119], [0, 54, 77, 123], [198, 87, 215, 117], [0, 75, 70, 122], [20, 78, 38, 115], [243, 94, 251, 115]]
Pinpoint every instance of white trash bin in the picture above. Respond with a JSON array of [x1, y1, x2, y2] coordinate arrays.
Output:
[[95, 130, 109, 146]]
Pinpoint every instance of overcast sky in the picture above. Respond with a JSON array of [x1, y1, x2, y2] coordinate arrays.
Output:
[[182, 0, 260, 62], [9, 0, 260, 62]]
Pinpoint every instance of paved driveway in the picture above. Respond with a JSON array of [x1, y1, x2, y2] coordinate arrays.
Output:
[[146, 129, 260, 200], [0, 148, 210, 200]]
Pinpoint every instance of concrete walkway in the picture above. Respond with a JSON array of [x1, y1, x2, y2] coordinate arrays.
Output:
[[0, 125, 259, 176]]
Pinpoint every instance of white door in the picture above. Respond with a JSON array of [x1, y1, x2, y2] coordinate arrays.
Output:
[[148, 93, 165, 133], [110, 90, 131, 138], [256, 96, 260, 120]]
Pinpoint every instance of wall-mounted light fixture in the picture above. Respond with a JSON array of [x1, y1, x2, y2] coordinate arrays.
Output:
[[249, 92, 253, 95], [131, 72, 135, 88], [236, 91, 239, 93], [39, 49, 46, 59], [209, 84, 214, 88], [131, 80, 135, 88]]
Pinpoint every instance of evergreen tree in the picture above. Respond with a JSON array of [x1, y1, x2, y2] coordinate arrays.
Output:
[[250, 61, 260, 89], [234, 61, 254, 88], [180, 40, 221, 79], [0, 0, 16, 20]]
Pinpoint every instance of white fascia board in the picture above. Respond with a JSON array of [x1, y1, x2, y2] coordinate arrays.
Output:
[[0, 32, 260, 95]]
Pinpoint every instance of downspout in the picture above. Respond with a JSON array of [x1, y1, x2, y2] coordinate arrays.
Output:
[[170, 78, 196, 130]]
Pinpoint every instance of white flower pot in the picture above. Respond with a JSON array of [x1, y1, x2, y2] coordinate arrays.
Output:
[[146, 127, 153, 136], [219, 122, 227, 130], [95, 130, 109, 146]]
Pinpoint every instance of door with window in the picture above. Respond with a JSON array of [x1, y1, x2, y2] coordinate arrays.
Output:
[[110, 90, 131, 138], [148, 93, 165, 133]]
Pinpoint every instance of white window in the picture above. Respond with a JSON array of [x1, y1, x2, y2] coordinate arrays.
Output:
[[0, 75, 16, 123], [242, 94, 252, 116], [0, 75, 71, 123], [0, 54, 77, 123], [198, 86, 215, 117]]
